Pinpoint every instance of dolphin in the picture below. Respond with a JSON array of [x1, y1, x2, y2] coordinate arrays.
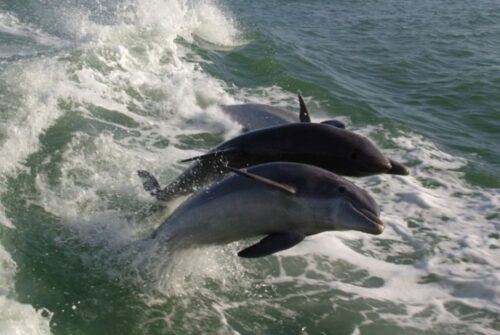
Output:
[[222, 95, 408, 176], [139, 95, 409, 202], [150, 162, 384, 258], [139, 122, 394, 202], [220, 95, 346, 132]]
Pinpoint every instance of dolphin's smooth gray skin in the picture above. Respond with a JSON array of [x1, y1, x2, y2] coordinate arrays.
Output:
[[220, 95, 346, 132], [151, 162, 384, 258], [220, 104, 298, 132], [139, 122, 393, 202]]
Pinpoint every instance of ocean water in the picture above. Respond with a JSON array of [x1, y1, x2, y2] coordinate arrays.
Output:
[[0, 0, 499, 334]]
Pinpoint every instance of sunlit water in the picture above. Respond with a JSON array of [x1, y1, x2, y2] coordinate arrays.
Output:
[[0, 0, 499, 334]]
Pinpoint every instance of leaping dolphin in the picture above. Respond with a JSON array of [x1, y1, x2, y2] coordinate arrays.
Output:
[[150, 162, 384, 258], [222, 95, 408, 175], [139, 122, 393, 202]]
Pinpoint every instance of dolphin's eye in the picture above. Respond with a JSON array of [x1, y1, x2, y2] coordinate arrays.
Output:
[[351, 152, 358, 160], [338, 186, 346, 193]]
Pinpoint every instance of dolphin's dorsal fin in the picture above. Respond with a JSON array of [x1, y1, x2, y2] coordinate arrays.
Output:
[[227, 167, 296, 195], [179, 148, 237, 163], [238, 232, 305, 258], [138, 170, 161, 196], [298, 93, 311, 123]]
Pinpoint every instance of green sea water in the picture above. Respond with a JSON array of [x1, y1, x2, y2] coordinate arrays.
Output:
[[0, 0, 499, 334]]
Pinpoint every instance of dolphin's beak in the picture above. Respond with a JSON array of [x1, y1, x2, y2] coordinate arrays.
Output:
[[339, 201, 385, 235], [381, 160, 392, 173], [386, 158, 410, 175], [357, 207, 385, 235]]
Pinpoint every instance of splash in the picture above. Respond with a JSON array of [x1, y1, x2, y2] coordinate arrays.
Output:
[[0, 1, 244, 334], [0, 245, 52, 334], [0, 12, 65, 49]]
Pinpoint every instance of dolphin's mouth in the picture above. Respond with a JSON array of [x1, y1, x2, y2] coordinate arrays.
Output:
[[350, 203, 385, 235], [359, 208, 384, 235], [386, 158, 410, 175]]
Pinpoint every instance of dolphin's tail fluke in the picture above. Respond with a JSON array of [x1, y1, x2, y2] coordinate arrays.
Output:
[[138, 170, 162, 197], [138, 170, 181, 202], [138, 162, 220, 203]]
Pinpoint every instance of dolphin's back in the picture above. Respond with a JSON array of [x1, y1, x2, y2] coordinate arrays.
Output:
[[220, 104, 297, 132], [216, 122, 362, 161]]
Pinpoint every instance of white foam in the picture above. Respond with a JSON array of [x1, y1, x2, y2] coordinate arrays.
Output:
[[0, 1, 244, 334], [0, 59, 69, 175], [0, 245, 52, 335], [0, 296, 52, 335], [0, 245, 16, 296], [0, 203, 13, 229], [190, 1, 242, 46], [130, 0, 241, 46]]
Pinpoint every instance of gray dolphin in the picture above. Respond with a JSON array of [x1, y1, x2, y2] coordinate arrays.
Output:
[[139, 122, 393, 202], [222, 95, 408, 176], [150, 162, 384, 258], [220, 95, 346, 132]]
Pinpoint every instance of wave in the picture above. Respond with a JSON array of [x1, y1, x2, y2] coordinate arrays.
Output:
[[0, 1, 243, 334], [0, 12, 64, 47]]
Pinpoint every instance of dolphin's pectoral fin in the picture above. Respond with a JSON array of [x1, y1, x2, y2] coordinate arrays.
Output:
[[298, 93, 311, 123], [227, 167, 296, 195], [138, 170, 161, 196], [179, 147, 238, 163], [238, 232, 305, 258]]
